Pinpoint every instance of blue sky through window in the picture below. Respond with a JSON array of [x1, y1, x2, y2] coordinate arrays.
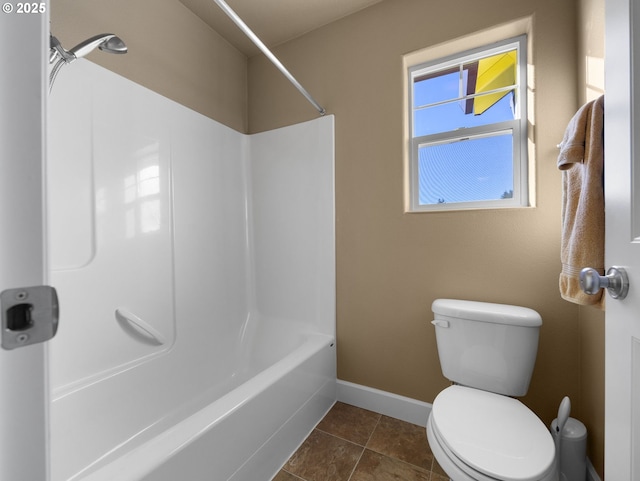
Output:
[[414, 92, 514, 137], [413, 61, 517, 206], [418, 133, 513, 204]]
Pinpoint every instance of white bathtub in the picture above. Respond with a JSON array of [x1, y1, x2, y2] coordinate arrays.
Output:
[[52, 328, 335, 481], [48, 61, 336, 481]]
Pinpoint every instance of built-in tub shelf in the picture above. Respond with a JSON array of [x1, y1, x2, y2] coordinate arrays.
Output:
[[115, 308, 166, 346]]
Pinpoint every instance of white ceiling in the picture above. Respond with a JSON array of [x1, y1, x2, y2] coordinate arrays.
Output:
[[180, 0, 384, 56]]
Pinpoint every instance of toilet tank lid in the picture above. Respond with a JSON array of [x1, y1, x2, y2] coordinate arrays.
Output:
[[432, 299, 542, 327]]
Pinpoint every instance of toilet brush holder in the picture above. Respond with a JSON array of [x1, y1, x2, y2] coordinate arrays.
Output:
[[551, 416, 587, 481]]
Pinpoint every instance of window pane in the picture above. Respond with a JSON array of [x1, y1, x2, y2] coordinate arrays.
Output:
[[414, 92, 515, 136], [418, 132, 514, 205], [413, 69, 462, 107]]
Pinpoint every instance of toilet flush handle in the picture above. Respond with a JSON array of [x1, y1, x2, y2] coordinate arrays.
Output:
[[431, 320, 450, 328]]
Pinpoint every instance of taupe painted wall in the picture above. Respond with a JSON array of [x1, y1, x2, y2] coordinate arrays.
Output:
[[52, 0, 607, 477], [247, 0, 589, 454], [577, 0, 605, 477], [51, 0, 248, 132]]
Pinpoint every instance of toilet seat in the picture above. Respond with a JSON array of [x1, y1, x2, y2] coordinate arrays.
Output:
[[427, 415, 501, 481], [429, 385, 556, 481]]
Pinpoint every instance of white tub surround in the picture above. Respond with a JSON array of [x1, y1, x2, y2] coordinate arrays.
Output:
[[48, 60, 335, 481]]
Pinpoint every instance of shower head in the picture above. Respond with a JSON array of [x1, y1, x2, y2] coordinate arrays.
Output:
[[69, 34, 128, 59], [49, 33, 127, 65], [49, 32, 127, 91]]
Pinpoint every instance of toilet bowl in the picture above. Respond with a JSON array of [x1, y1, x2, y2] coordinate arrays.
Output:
[[428, 299, 558, 481], [427, 386, 557, 481]]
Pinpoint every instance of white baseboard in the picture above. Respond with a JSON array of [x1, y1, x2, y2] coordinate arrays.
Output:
[[337, 379, 602, 481], [336, 379, 431, 426]]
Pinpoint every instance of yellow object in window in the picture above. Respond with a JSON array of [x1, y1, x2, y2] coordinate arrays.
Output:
[[473, 50, 516, 115]]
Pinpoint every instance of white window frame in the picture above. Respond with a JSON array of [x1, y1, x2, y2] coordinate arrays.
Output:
[[408, 35, 528, 212]]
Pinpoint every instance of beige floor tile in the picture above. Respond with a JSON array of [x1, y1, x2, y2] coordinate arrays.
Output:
[[316, 402, 381, 446], [349, 449, 431, 481], [366, 415, 433, 470], [430, 458, 451, 480], [273, 470, 302, 481], [282, 429, 364, 481]]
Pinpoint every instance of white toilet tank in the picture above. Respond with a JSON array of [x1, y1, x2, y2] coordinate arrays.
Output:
[[431, 299, 542, 397]]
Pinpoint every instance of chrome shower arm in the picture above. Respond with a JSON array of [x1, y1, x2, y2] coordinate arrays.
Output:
[[49, 35, 75, 64]]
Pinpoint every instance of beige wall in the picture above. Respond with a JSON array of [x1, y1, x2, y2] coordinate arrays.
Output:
[[577, 0, 605, 477], [579, 305, 605, 478], [248, 0, 589, 453], [51, 0, 248, 132], [578, 0, 606, 105], [249, 0, 579, 414]]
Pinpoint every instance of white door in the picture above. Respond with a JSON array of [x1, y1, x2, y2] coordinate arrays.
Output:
[[605, 0, 640, 478], [0, 4, 50, 481]]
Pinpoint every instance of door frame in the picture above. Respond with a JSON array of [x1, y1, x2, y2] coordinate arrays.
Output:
[[0, 3, 50, 480]]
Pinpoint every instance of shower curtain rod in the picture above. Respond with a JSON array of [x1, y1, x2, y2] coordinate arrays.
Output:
[[212, 0, 326, 116]]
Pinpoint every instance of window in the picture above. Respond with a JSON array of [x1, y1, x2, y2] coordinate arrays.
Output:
[[408, 36, 528, 211]]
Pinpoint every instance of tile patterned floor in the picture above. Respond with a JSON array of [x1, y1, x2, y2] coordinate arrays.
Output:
[[273, 402, 449, 481]]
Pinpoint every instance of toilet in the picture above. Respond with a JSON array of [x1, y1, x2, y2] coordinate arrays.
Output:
[[427, 299, 557, 481]]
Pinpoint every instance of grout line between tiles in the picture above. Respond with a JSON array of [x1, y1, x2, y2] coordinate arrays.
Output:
[[347, 445, 436, 481], [363, 414, 438, 479], [282, 470, 306, 481], [314, 427, 363, 446], [362, 413, 382, 448], [345, 414, 381, 481], [345, 445, 366, 481], [279, 407, 438, 481]]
